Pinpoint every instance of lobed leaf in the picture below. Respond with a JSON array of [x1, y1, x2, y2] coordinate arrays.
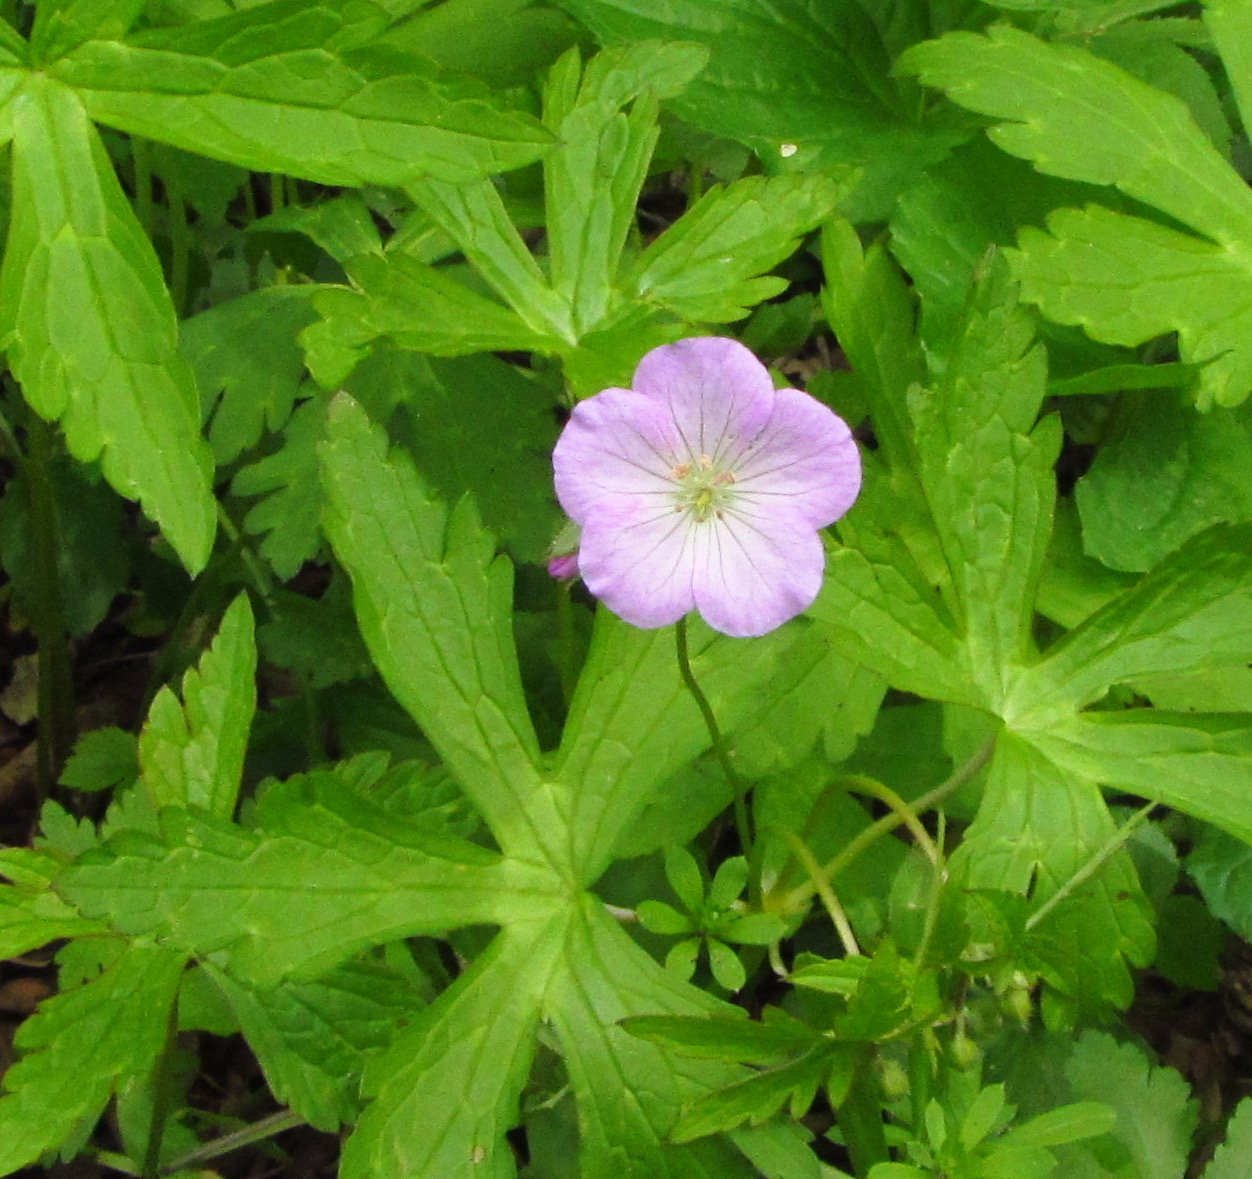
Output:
[[546, 899, 762, 1176], [320, 394, 557, 865], [902, 26, 1252, 406], [632, 175, 843, 323], [138, 594, 256, 819], [212, 959, 418, 1132], [0, 943, 184, 1176], [58, 773, 562, 986], [342, 920, 565, 1179], [0, 76, 215, 570], [51, 0, 554, 187]]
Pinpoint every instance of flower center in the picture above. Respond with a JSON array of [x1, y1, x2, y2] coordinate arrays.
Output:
[[671, 453, 737, 523]]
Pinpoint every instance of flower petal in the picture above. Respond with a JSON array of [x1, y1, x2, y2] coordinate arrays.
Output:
[[689, 509, 825, 638], [632, 337, 775, 463], [553, 387, 677, 524], [733, 388, 862, 528], [577, 505, 698, 629]]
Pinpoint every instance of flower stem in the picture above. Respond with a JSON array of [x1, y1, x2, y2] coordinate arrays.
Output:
[[674, 616, 753, 865], [843, 775, 942, 869]]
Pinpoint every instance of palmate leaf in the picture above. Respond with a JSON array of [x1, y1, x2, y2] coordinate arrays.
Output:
[[138, 594, 255, 818], [0, 76, 215, 571], [901, 25, 1252, 407], [0, 942, 184, 1176], [29, 0, 143, 60], [48, 0, 554, 186], [57, 773, 562, 986]]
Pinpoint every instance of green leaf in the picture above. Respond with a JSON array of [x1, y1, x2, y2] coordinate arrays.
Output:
[[0, 943, 184, 1175], [0, 77, 215, 570], [1187, 824, 1252, 941], [820, 219, 925, 469], [392, 355, 561, 564], [554, 610, 793, 883], [51, 0, 554, 187], [0, 883, 107, 959], [907, 254, 1058, 709], [0, 454, 132, 637], [546, 899, 759, 1177], [303, 252, 558, 387], [407, 174, 573, 341], [30, 0, 142, 60], [59, 725, 138, 793], [58, 772, 562, 986], [670, 1046, 840, 1144], [1204, 0, 1252, 152], [555, 0, 960, 220], [1063, 1031, 1197, 1179], [621, 1010, 816, 1066], [139, 594, 256, 818], [1010, 523, 1252, 723], [342, 921, 564, 1179], [956, 735, 1153, 1017], [664, 845, 705, 914], [1204, 1097, 1252, 1179], [212, 959, 417, 1132], [638, 900, 694, 936], [1027, 711, 1252, 844], [544, 42, 706, 334], [632, 175, 842, 322], [186, 285, 317, 466], [231, 394, 327, 579], [999, 1102, 1116, 1152], [320, 393, 558, 865], [808, 528, 974, 707], [902, 26, 1252, 407], [1075, 390, 1252, 573]]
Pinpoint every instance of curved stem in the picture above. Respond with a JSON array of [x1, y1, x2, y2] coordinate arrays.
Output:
[[776, 735, 995, 912], [843, 775, 942, 868], [782, 829, 860, 955], [674, 616, 753, 864]]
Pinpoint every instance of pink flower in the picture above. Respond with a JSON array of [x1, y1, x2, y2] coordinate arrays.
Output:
[[552, 337, 861, 638]]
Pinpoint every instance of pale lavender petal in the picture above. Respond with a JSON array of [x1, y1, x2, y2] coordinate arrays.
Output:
[[576, 505, 698, 629], [689, 507, 824, 638], [553, 387, 677, 524], [632, 337, 775, 463], [732, 387, 861, 528]]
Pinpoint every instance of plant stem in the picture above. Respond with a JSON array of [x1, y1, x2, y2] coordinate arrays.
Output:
[[782, 830, 860, 956], [24, 415, 75, 802], [163, 1109, 304, 1173], [1025, 801, 1155, 932], [674, 616, 753, 869], [776, 735, 995, 912], [141, 997, 181, 1179], [843, 775, 942, 868]]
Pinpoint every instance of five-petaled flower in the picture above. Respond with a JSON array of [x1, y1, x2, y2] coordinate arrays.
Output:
[[552, 337, 861, 638]]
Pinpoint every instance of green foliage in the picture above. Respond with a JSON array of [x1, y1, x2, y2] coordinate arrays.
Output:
[[4, 4, 1252, 1176]]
